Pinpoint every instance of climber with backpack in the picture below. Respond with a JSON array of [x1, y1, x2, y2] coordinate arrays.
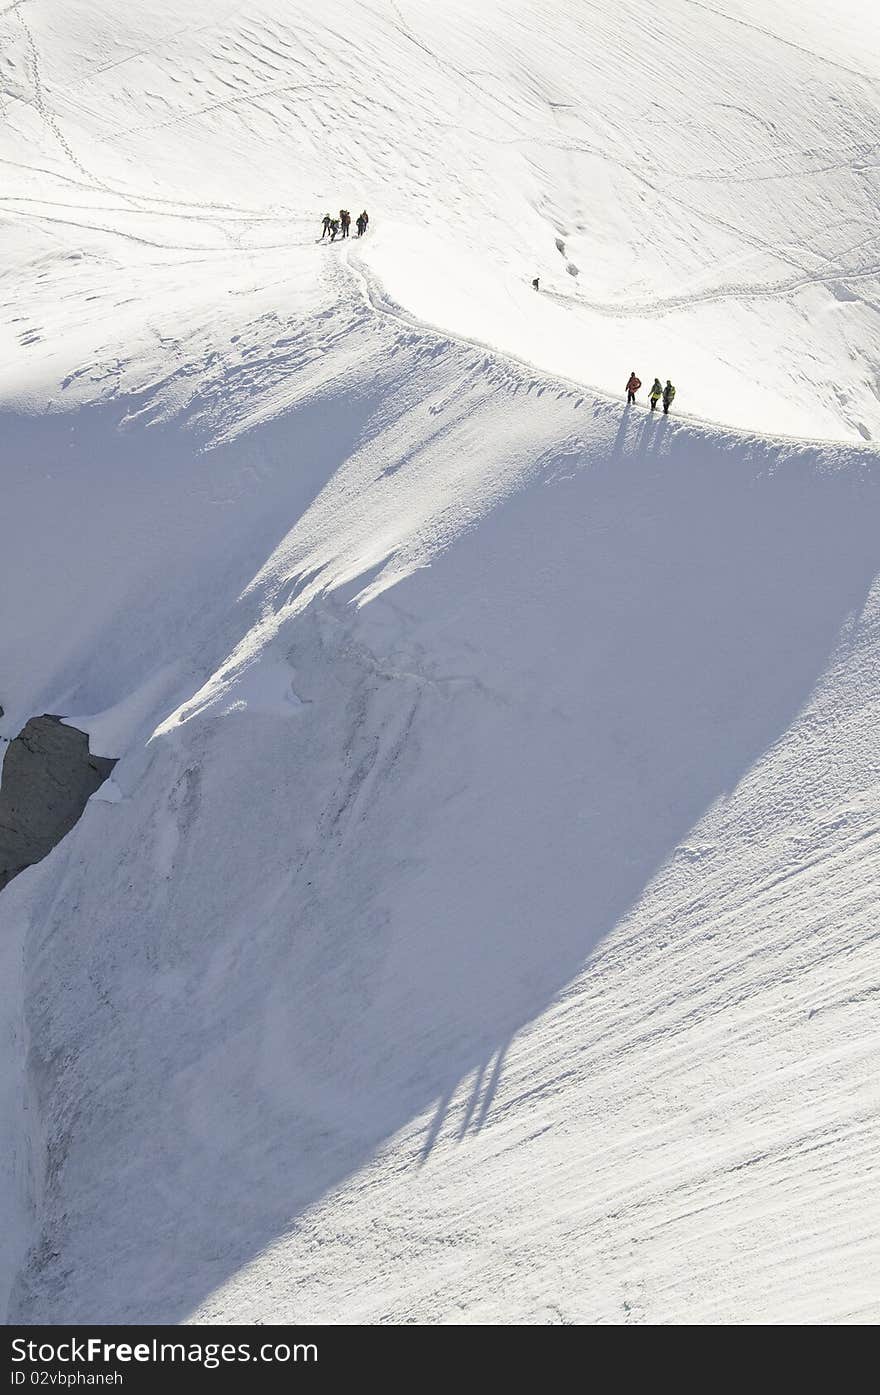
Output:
[[649, 378, 663, 411], [626, 371, 641, 405], [662, 380, 676, 415]]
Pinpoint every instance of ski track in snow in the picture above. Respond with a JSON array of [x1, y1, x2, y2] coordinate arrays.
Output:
[[0, 0, 879, 1326]]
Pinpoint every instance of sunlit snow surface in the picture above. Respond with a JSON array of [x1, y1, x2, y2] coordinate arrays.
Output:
[[1, 1, 879, 1324]]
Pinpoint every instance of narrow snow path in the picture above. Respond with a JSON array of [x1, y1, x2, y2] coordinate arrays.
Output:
[[1, 0, 879, 1327]]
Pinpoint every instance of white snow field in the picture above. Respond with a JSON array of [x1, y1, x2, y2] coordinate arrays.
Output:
[[1, 0, 879, 1325]]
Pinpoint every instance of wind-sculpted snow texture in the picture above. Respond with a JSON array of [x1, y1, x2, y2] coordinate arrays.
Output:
[[1, 1, 879, 1325], [2, 1, 879, 438]]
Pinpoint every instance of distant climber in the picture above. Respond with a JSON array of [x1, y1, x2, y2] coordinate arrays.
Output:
[[356, 212, 367, 237], [320, 213, 332, 239], [649, 377, 662, 411], [360, 209, 369, 232], [662, 380, 676, 415], [532, 277, 540, 291], [329, 218, 340, 242], [626, 371, 641, 405], [340, 209, 351, 238]]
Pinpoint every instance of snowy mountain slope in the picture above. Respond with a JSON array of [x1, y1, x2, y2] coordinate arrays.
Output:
[[3, 241, 880, 1322], [1, 1, 879, 1326], [1, 1, 879, 439]]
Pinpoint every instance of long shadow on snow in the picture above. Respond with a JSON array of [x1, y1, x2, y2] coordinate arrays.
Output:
[[0, 369, 387, 725], [7, 392, 880, 1322]]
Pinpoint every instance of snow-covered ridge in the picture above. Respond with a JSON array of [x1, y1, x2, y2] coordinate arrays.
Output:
[[2, 239, 878, 1320], [1, 1, 879, 1325], [2, 0, 880, 439]]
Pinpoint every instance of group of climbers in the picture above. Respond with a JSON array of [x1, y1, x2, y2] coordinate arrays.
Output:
[[320, 208, 369, 242], [626, 372, 676, 415], [317, 233, 677, 414]]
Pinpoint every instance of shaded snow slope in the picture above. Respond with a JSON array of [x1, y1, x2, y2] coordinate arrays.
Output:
[[2, 236, 880, 1321], [1, 1, 880, 1326], [1, 1, 879, 438]]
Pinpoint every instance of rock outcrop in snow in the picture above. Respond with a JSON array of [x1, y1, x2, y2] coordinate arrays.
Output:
[[0, 0, 878, 1327], [0, 717, 116, 891]]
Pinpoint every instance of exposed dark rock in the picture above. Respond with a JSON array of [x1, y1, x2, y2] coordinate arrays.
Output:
[[0, 715, 116, 892]]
